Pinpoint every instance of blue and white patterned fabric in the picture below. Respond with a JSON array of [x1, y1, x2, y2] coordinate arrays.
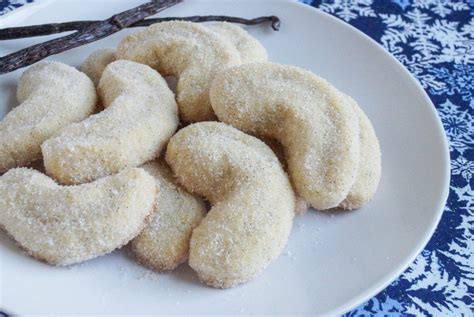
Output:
[[0, 0, 33, 16], [1, 0, 472, 315]]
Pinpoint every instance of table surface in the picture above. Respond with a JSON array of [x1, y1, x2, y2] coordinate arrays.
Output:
[[1, 0, 473, 316]]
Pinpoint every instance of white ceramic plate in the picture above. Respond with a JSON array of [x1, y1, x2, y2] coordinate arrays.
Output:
[[0, 0, 450, 315]]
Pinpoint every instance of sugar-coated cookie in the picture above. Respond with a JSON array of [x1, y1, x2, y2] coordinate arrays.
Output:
[[42, 60, 178, 184], [0, 168, 155, 265], [0, 62, 96, 173], [211, 63, 360, 210], [166, 122, 294, 288], [131, 159, 206, 272]]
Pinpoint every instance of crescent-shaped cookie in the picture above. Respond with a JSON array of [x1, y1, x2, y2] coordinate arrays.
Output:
[[0, 168, 155, 265], [42, 60, 178, 184], [0, 62, 96, 173], [166, 122, 294, 288]]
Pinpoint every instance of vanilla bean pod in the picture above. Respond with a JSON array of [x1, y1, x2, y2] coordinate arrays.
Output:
[[146, 15, 280, 29], [0, 0, 181, 74], [0, 15, 280, 40]]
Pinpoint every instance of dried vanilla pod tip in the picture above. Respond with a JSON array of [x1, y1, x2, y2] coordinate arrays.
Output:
[[166, 122, 295, 288], [131, 159, 206, 272], [0, 61, 96, 173], [211, 62, 361, 210], [116, 21, 241, 122], [0, 168, 156, 266], [42, 60, 178, 185]]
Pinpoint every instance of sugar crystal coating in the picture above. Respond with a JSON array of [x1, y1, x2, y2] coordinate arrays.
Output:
[[259, 90, 381, 211], [116, 21, 241, 122], [339, 94, 381, 209], [210, 63, 361, 210], [166, 122, 295, 288], [80, 48, 117, 86], [83, 22, 267, 119], [131, 159, 206, 272], [207, 22, 268, 63], [262, 137, 310, 215], [42, 60, 178, 184], [0, 61, 96, 173], [0, 167, 156, 265]]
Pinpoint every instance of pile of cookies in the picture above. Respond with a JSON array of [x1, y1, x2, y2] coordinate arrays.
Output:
[[0, 21, 381, 288]]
